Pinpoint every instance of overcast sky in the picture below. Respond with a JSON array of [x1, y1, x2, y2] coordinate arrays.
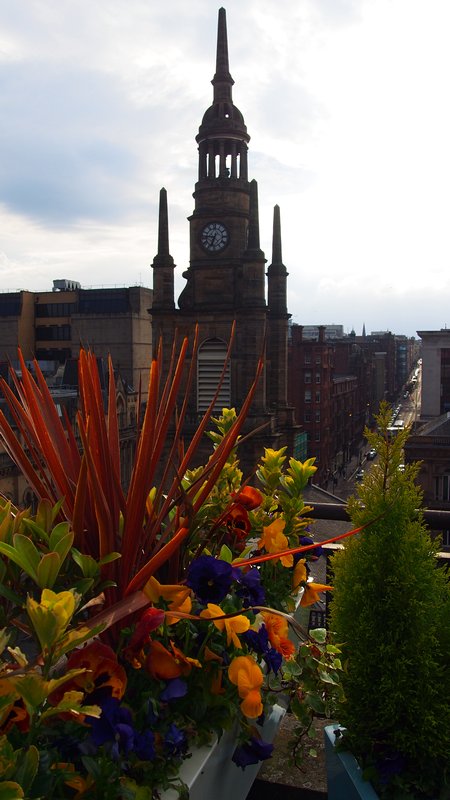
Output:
[[1, 0, 450, 338]]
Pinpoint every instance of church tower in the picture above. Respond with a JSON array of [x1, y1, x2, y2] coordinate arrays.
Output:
[[151, 8, 295, 467]]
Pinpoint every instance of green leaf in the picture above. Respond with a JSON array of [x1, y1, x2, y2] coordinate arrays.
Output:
[[0, 542, 35, 578], [305, 693, 325, 714], [218, 544, 233, 563], [21, 518, 49, 544], [13, 745, 39, 794], [51, 530, 74, 566], [0, 582, 25, 608], [71, 549, 99, 578], [309, 627, 327, 643], [36, 552, 61, 589], [318, 669, 340, 685], [12, 535, 40, 578], [48, 522, 71, 549], [98, 551, 121, 566], [0, 781, 25, 799]]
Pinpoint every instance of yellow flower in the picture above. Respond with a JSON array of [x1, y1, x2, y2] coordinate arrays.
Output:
[[258, 518, 293, 567], [300, 582, 333, 607], [143, 576, 192, 625], [228, 655, 264, 719], [200, 604, 250, 648], [292, 558, 308, 591]]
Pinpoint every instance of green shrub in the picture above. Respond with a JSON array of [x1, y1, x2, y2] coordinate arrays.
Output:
[[329, 402, 450, 798]]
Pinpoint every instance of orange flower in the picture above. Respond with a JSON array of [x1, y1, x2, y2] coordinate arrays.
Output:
[[292, 558, 308, 591], [300, 582, 333, 607], [200, 603, 250, 648], [258, 518, 293, 567], [146, 640, 201, 680], [228, 655, 264, 719], [261, 612, 296, 659], [204, 646, 224, 695], [122, 607, 165, 667], [0, 679, 29, 734], [57, 642, 127, 700], [232, 486, 263, 510], [146, 641, 182, 680], [225, 504, 251, 540], [143, 576, 192, 625]]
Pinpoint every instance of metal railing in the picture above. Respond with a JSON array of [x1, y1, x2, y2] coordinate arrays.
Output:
[[306, 502, 450, 630]]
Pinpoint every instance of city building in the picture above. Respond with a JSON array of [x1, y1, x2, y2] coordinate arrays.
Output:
[[417, 329, 450, 418], [404, 329, 450, 550], [0, 281, 153, 397]]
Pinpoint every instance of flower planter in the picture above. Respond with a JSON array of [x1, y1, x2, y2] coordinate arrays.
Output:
[[324, 725, 379, 800], [160, 703, 286, 800]]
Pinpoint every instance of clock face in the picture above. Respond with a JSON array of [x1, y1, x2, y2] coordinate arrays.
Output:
[[200, 222, 229, 253]]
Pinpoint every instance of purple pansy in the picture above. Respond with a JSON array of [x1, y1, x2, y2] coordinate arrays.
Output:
[[243, 624, 269, 654], [232, 736, 274, 769], [164, 723, 187, 757], [186, 555, 238, 604], [88, 697, 135, 759], [243, 624, 282, 674], [160, 678, 188, 702], [299, 535, 323, 559], [235, 567, 266, 607], [134, 729, 156, 761]]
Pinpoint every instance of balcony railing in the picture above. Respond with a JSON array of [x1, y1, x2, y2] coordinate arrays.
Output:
[[306, 502, 450, 630]]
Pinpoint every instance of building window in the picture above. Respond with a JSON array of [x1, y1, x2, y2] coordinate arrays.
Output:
[[304, 354, 311, 365], [304, 412, 312, 423], [304, 390, 312, 403], [435, 473, 450, 502], [315, 372, 321, 384], [315, 410, 320, 422], [197, 338, 231, 413], [315, 391, 321, 403], [36, 302, 77, 317], [36, 324, 71, 341], [315, 431, 321, 442], [304, 371, 311, 384], [315, 356, 321, 365]]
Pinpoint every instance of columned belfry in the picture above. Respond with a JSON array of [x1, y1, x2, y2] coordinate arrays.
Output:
[[151, 7, 296, 467]]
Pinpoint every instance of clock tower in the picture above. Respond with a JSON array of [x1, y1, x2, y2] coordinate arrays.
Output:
[[151, 7, 295, 468]]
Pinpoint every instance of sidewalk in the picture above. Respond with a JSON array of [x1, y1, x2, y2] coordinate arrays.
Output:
[[319, 451, 366, 502]]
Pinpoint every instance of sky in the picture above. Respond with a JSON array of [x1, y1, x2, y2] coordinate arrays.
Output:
[[1, 0, 450, 339]]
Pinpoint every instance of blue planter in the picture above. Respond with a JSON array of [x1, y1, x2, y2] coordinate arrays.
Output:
[[324, 725, 379, 800]]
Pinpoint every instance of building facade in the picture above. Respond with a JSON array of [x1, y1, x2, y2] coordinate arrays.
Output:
[[150, 9, 296, 471], [0, 282, 152, 396]]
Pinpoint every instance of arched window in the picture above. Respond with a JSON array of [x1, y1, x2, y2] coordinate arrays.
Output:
[[197, 338, 231, 413]]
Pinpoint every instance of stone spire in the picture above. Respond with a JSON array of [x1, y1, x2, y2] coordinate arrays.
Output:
[[267, 205, 288, 315], [151, 187, 175, 309]]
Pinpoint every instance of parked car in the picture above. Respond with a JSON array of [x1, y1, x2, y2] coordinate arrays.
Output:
[[366, 448, 377, 460], [356, 468, 365, 481]]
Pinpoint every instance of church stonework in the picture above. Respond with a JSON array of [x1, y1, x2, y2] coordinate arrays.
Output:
[[151, 8, 297, 471]]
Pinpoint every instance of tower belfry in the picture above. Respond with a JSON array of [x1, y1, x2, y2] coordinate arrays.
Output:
[[151, 7, 295, 466]]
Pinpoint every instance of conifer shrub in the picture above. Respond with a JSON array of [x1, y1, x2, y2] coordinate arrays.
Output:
[[328, 402, 450, 798]]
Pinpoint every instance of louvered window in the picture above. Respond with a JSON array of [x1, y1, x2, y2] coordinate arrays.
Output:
[[197, 339, 231, 413]]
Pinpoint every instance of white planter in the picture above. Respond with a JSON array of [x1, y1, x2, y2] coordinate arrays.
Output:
[[160, 703, 286, 800]]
